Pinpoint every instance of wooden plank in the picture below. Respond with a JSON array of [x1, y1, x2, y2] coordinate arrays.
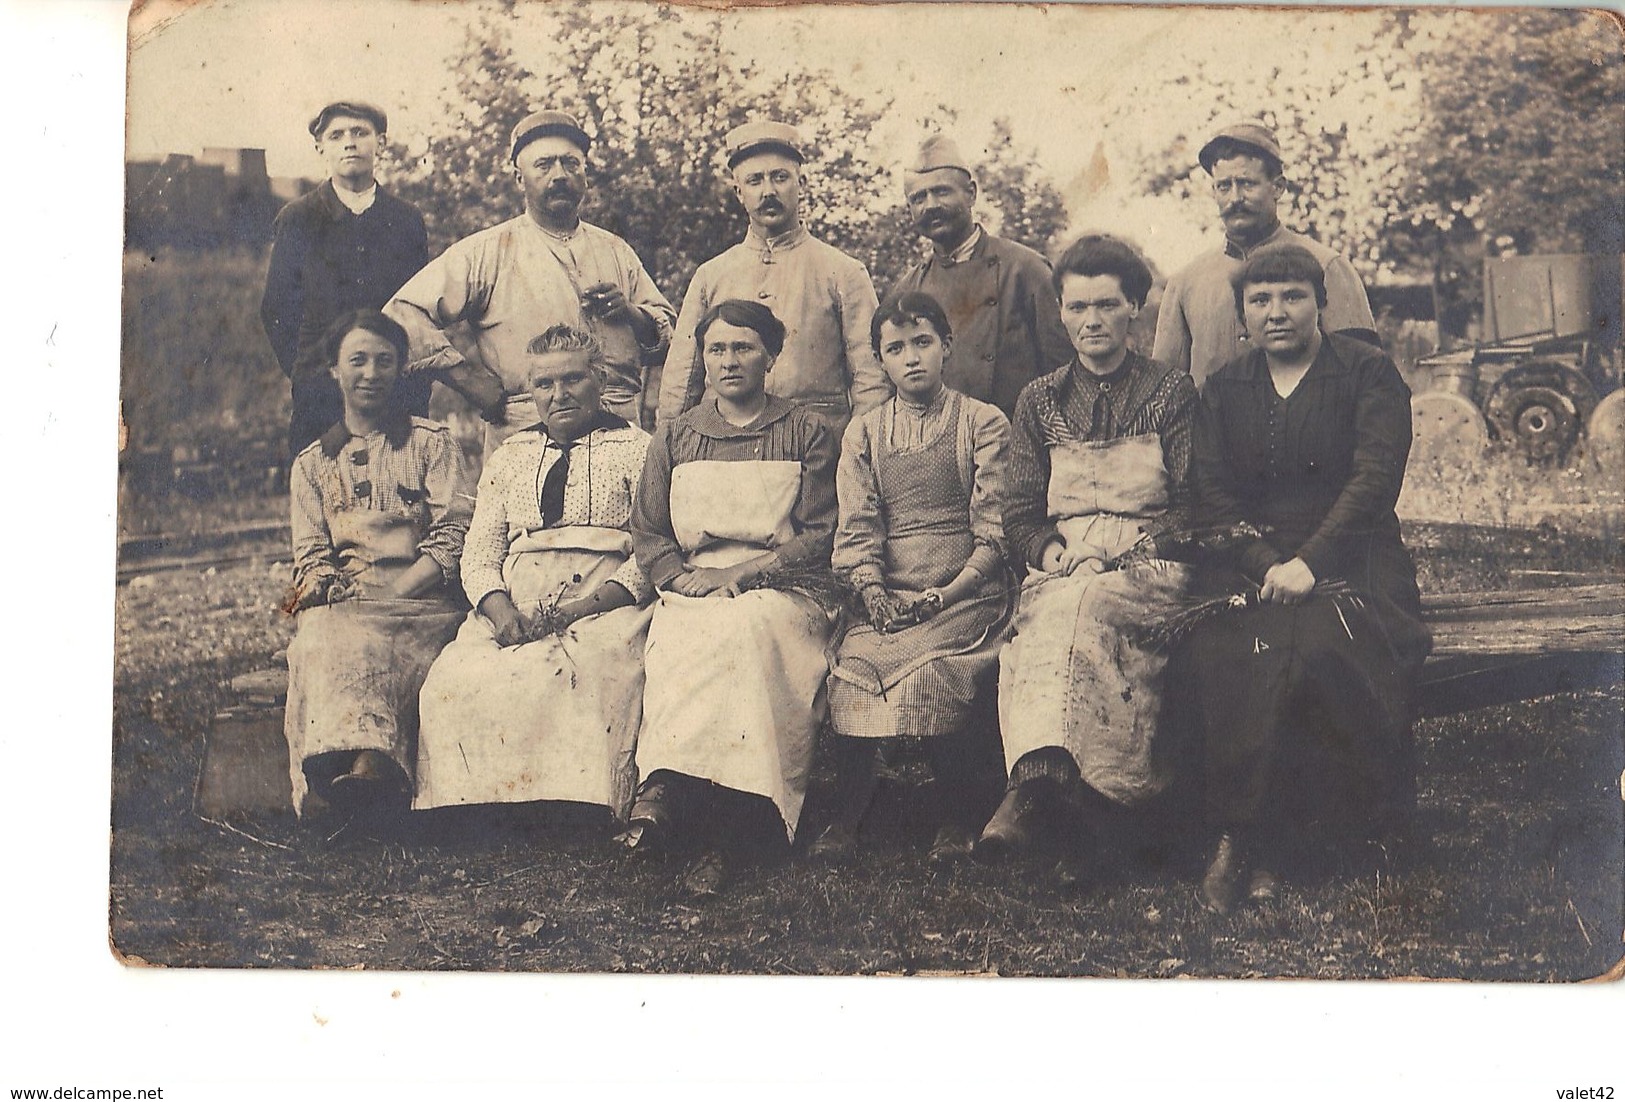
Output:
[[1418, 652, 1624, 717], [1421, 583, 1622, 658]]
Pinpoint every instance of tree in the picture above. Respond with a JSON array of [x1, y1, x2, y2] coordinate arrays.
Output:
[[391, 0, 1067, 301]]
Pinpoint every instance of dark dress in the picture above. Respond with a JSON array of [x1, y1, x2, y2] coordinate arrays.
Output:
[[260, 181, 431, 454], [1190, 332, 1431, 832]]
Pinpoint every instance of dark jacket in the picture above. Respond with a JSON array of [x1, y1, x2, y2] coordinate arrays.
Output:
[[892, 231, 1074, 419], [260, 181, 429, 381]]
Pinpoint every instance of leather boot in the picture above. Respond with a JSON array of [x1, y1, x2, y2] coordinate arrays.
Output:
[[974, 780, 1054, 862], [1200, 832, 1248, 914]]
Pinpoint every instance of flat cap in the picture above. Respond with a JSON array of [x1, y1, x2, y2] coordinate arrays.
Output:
[[724, 121, 805, 168], [309, 100, 388, 138], [510, 110, 592, 162], [905, 134, 973, 177], [1198, 122, 1283, 173]]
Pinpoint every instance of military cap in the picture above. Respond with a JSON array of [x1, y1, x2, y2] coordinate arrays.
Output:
[[510, 110, 592, 162], [724, 121, 805, 168], [308, 100, 388, 138], [906, 134, 973, 177], [1198, 122, 1284, 173]]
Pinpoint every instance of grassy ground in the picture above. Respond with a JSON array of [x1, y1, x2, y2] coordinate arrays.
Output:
[[108, 517, 1624, 980]]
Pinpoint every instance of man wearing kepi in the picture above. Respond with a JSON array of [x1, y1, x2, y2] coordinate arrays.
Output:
[[262, 100, 431, 455], [891, 134, 1073, 418], [387, 110, 675, 450], [656, 120, 889, 434], [1152, 121, 1377, 388]]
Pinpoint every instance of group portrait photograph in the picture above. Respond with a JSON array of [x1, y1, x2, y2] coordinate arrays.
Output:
[[92, 0, 1625, 1017]]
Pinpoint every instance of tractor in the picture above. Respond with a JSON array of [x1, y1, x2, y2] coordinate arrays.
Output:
[[1411, 253, 1623, 467]]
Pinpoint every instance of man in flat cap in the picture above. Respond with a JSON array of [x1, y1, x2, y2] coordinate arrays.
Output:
[[656, 120, 889, 433], [1152, 121, 1377, 388], [386, 110, 675, 451], [262, 100, 431, 454], [891, 134, 1072, 418]]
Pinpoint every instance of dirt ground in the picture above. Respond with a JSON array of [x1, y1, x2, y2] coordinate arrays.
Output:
[[109, 522, 1624, 981]]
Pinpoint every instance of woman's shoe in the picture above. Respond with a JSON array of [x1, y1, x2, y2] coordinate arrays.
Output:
[[1199, 833, 1247, 915], [807, 821, 858, 862], [681, 850, 729, 897], [974, 782, 1048, 862], [926, 823, 976, 867]]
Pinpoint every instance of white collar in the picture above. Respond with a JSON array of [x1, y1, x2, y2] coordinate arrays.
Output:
[[332, 180, 378, 215]]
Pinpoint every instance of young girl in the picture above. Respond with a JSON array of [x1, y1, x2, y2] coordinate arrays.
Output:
[[817, 291, 1013, 864]]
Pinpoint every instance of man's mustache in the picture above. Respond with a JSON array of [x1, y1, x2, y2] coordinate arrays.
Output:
[[757, 198, 785, 213]]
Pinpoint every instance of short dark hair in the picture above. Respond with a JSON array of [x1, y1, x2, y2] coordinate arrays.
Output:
[[1231, 244, 1328, 319], [695, 299, 787, 358], [871, 290, 953, 354], [1052, 234, 1154, 307], [1201, 138, 1283, 181], [321, 309, 409, 370]]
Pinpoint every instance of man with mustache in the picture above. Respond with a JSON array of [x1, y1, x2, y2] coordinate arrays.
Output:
[[387, 110, 675, 451], [1152, 122, 1377, 388], [656, 121, 889, 434], [891, 134, 1073, 418], [262, 100, 432, 454]]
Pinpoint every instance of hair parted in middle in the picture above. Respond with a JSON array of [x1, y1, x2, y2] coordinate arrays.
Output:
[[695, 299, 787, 358], [1052, 234, 1155, 308], [321, 308, 410, 369]]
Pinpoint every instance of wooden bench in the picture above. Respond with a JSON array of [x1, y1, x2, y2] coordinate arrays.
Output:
[[192, 584, 1622, 818], [1418, 583, 1622, 717]]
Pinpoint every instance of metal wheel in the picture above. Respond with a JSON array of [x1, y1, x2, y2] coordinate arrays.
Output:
[[1483, 361, 1597, 464]]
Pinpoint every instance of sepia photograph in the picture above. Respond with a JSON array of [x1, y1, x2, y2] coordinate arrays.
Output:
[[106, 0, 1622, 992]]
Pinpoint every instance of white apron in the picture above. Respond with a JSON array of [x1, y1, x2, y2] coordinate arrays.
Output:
[[998, 434, 1191, 806], [636, 460, 833, 840], [414, 526, 651, 814]]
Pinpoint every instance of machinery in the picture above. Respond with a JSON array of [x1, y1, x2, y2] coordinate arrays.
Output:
[[1412, 253, 1623, 466]]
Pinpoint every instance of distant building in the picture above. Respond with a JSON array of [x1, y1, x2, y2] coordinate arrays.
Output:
[[125, 147, 313, 251]]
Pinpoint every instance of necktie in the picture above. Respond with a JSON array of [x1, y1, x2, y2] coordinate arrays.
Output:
[[539, 440, 575, 528]]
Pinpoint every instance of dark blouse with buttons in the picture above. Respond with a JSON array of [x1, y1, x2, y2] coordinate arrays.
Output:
[[1193, 332, 1419, 609]]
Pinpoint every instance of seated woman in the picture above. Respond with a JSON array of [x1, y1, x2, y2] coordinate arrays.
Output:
[[980, 235, 1198, 876], [414, 325, 653, 818], [626, 300, 840, 893], [284, 309, 472, 819], [815, 291, 1013, 864], [1191, 244, 1430, 913]]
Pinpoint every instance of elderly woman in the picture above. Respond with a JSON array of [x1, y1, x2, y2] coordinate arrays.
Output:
[[979, 235, 1198, 877], [1191, 244, 1430, 913], [413, 325, 653, 817], [814, 291, 1013, 864], [626, 299, 840, 893], [284, 309, 472, 819]]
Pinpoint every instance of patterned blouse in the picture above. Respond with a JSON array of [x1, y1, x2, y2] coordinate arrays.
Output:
[[290, 416, 474, 596], [460, 417, 653, 608], [834, 387, 1010, 590], [1003, 351, 1197, 568]]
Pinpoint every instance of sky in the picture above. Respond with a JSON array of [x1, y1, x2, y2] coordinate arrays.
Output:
[[124, 0, 1414, 272]]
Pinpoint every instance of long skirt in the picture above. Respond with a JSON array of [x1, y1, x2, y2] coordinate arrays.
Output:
[[414, 536, 651, 815], [998, 562, 1191, 806], [284, 596, 464, 816], [636, 589, 834, 841], [827, 576, 1012, 739], [1192, 585, 1425, 830]]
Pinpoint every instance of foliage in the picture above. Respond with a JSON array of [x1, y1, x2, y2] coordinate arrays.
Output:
[[1116, 9, 1624, 333], [390, 1, 1067, 300], [121, 249, 287, 455]]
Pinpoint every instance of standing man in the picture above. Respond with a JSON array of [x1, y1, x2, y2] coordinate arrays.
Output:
[[892, 134, 1073, 418], [657, 120, 889, 434], [387, 110, 675, 451], [262, 100, 431, 454], [1152, 122, 1377, 388]]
